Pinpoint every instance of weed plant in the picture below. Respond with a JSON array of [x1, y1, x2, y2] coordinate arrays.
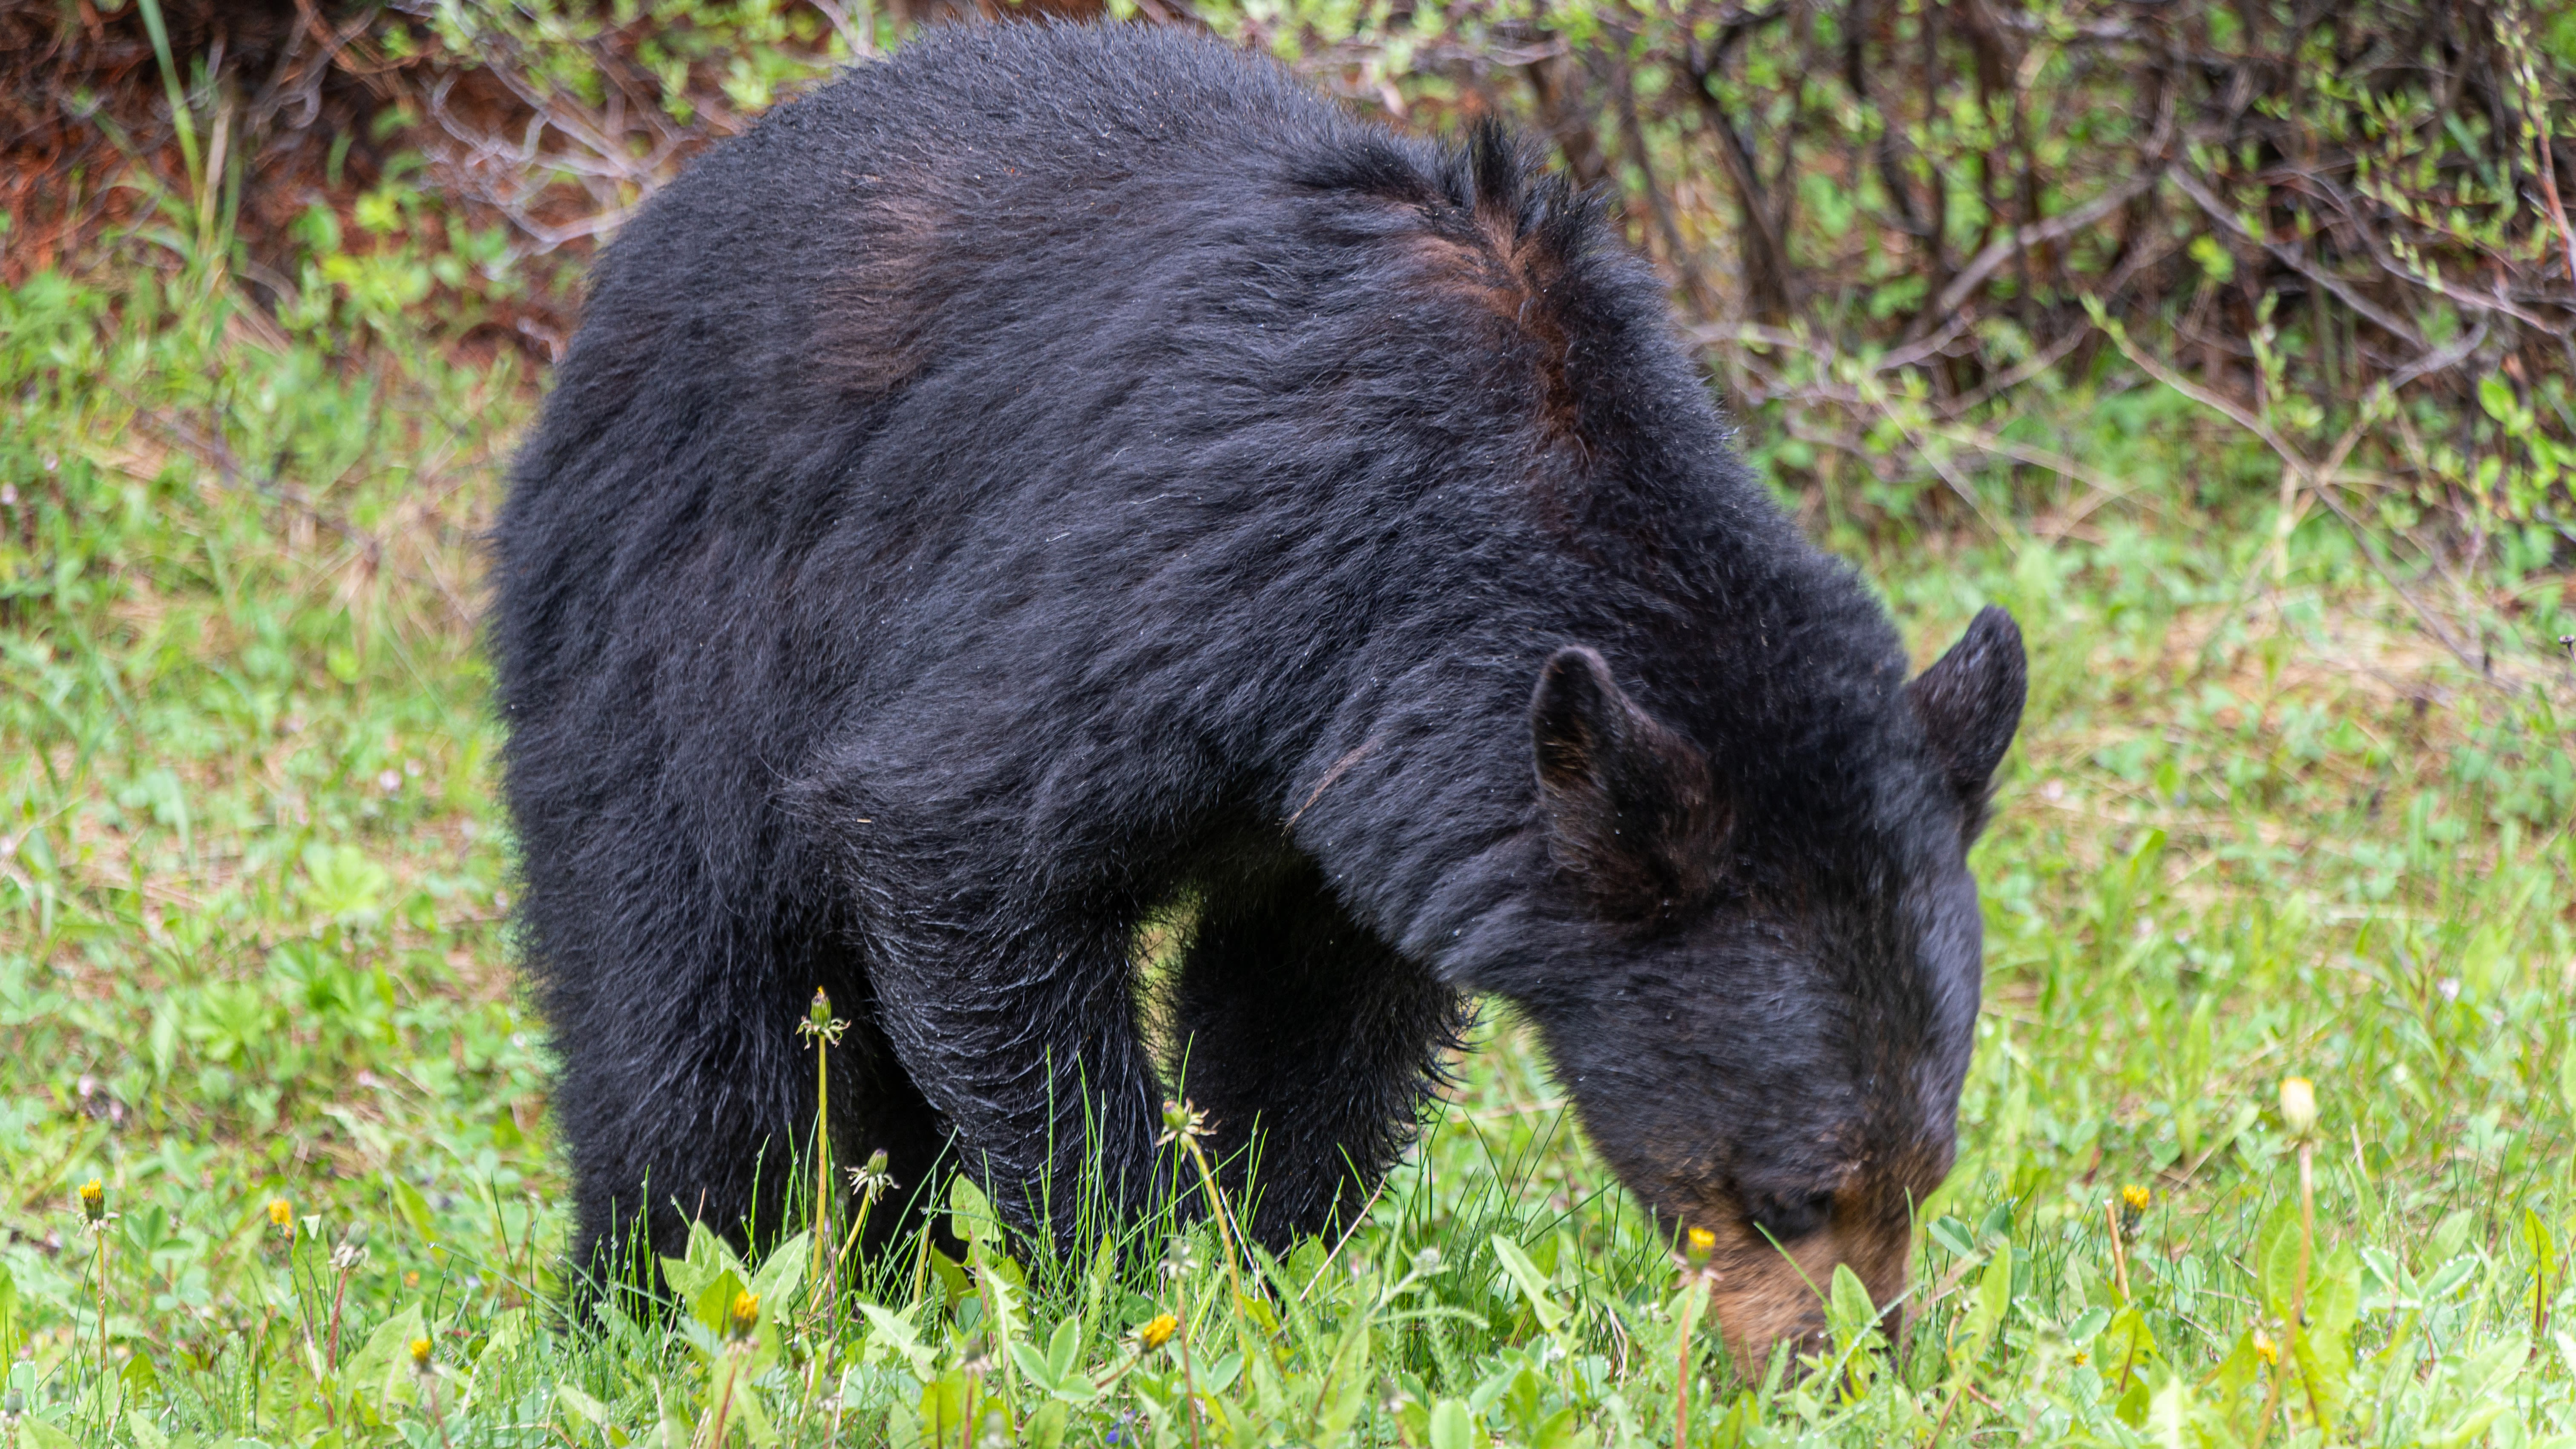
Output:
[[4, 101, 2576, 1449]]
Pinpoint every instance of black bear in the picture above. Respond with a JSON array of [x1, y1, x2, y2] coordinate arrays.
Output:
[[492, 22, 2024, 1357]]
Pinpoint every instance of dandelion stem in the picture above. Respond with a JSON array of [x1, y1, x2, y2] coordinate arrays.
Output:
[[1173, 1306, 1205, 1449], [803, 989, 843, 1325], [423, 1374, 454, 1449], [2291, 1140, 2322, 1427], [1673, 1278, 1701, 1449], [697, 1345, 744, 1449], [95, 1225, 112, 1408], [2104, 1199, 2130, 1303], [1182, 1134, 1251, 1311]]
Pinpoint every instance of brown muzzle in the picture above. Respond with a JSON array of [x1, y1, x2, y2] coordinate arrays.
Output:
[[1698, 1207, 1910, 1369]]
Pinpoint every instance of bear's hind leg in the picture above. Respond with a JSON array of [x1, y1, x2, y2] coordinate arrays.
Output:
[[1168, 858, 1462, 1251]]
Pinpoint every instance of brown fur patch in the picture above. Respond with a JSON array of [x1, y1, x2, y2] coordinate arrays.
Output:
[[1406, 207, 1582, 447], [814, 181, 948, 397]]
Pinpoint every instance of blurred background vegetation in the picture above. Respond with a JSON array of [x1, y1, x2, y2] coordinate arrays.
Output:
[[9, 0, 2576, 614]]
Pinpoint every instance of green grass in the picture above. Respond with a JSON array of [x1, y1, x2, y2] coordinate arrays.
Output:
[[3, 253, 2574, 1449]]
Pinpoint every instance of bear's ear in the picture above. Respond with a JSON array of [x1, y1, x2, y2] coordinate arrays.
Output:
[[1905, 606, 2027, 832], [1530, 647, 1730, 922]]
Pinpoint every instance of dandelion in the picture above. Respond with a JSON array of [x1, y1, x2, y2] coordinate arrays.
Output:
[[1683, 1226, 1717, 1266], [1138, 1313, 1179, 1351], [728, 1289, 761, 1341], [78, 1178, 112, 1383], [2116, 1184, 2150, 1251], [1155, 1098, 1208, 1149], [2252, 1330, 2280, 1367], [1410, 1245, 1443, 1276], [2278, 1076, 2318, 1137], [2072, 1351, 2090, 1366], [409, 1336, 434, 1374], [848, 1148, 897, 1203], [798, 987, 847, 1046], [268, 1197, 294, 1234]]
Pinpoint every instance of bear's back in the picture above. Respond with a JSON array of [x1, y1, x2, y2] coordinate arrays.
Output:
[[547, 26, 1351, 416]]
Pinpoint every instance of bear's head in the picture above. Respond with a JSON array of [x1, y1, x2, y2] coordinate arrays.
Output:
[[1508, 605, 2024, 1367]]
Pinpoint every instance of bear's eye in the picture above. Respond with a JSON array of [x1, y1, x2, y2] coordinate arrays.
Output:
[[1745, 1189, 1836, 1242]]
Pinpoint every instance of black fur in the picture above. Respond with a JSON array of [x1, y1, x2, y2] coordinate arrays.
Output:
[[492, 23, 2026, 1289]]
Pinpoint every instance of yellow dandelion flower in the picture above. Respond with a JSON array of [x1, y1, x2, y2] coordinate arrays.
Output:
[[1139, 1313, 1179, 1351], [268, 1197, 294, 1230], [78, 1179, 105, 1222], [2252, 1331, 2279, 1367], [1684, 1226, 1717, 1264], [2072, 1351, 2089, 1366], [408, 1336, 434, 1371], [727, 1290, 761, 1340], [2120, 1184, 2150, 1215]]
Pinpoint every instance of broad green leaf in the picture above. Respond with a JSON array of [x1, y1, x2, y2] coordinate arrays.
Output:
[[975, 1253, 1026, 1377], [2422, 1256, 2481, 1301], [1199, 1349, 1245, 1395], [687, 1266, 750, 1343], [555, 1382, 612, 1427], [1429, 1396, 1478, 1449], [748, 1229, 809, 1309], [918, 1368, 975, 1446], [1827, 1262, 1878, 1355], [728, 1378, 783, 1446], [1031, 1315, 1074, 1380], [1960, 1242, 2011, 1367], [927, 1245, 972, 1307], [389, 1175, 434, 1243], [2255, 1195, 2306, 1319], [1491, 1234, 1568, 1337], [1532, 1405, 1591, 1449], [1316, 1311, 1373, 1442], [860, 1301, 939, 1380], [341, 1303, 426, 1421], [2525, 1209, 2559, 1279], [16, 1418, 81, 1449], [662, 1218, 744, 1307], [950, 1174, 999, 1245]]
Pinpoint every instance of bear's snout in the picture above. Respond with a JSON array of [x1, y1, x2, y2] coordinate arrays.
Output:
[[1699, 1214, 1910, 1368]]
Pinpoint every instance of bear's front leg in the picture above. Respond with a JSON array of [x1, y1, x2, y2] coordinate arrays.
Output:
[[1169, 857, 1463, 1250], [862, 913, 1174, 1246]]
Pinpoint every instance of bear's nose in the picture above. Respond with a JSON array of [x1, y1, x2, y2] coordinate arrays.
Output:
[[1744, 1187, 1837, 1242]]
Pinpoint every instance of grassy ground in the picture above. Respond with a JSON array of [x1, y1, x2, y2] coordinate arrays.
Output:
[[3, 254, 2574, 1449]]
